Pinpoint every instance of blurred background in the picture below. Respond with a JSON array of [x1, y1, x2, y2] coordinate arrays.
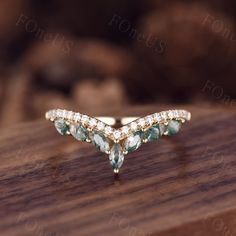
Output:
[[0, 0, 235, 127]]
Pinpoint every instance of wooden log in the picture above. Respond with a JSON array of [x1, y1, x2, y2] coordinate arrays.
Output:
[[0, 105, 235, 236]]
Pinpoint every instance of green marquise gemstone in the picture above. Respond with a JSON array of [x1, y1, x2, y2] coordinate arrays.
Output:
[[54, 119, 69, 135], [166, 120, 181, 135], [124, 131, 144, 153], [109, 143, 124, 173], [146, 124, 161, 141], [90, 131, 110, 153], [70, 124, 88, 141]]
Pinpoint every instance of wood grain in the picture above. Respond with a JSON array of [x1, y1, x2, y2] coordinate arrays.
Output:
[[0, 105, 235, 236]]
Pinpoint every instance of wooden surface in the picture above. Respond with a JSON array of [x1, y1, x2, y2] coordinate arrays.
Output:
[[0, 105, 236, 236]]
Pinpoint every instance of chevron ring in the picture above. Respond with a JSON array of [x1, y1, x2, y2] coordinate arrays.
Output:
[[45, 109, 191, 174]]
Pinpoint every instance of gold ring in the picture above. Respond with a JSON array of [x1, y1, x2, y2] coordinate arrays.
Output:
[[45, 109, 191, 174]]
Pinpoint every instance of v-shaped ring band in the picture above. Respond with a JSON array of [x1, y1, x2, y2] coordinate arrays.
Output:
[[46, 109, 191, 173]]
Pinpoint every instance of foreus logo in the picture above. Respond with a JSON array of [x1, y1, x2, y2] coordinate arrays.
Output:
[[16, 13, 74, 54], [108, 13, 166, 55]]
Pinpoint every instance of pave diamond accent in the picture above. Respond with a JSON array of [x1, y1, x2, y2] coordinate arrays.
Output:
[[121, 126, 130, 135], [74, 113, 81, 122], [66, 111, 74, 120], [56, 109, 63, 117], [113, 130, 121, 140], [130, 122, 138, 131], [161, 111, 168, 120], [62, 110, 68, 119], [89, 118, 97, 127], [138, 118, 146, 128], [146, 115, 154, 126], [105, 126, 113, 135], [81, 115, 89, 124], [45, 111, 53, 120], [97, 121, 105, 131], [154, 113, 161, 122], [167, 110, 174, 119]]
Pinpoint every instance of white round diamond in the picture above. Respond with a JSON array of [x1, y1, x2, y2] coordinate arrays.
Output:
[[56, 109, 63, 117], [105, 126, 113, 135], [89, 118, 97, 127], [45, 111, 51, 119], [138, 118, 145, 128], [130, 122, 138, 131], [81, 115, 89, 124], [173, 110, 178, 117], [154, 113, 161, 122], [67, 111, 74, 120], [187, 112, 191, 120], [62, 110, 68, 119], [74, 113, 81, 121], [97, 122, 105, 130], [185, 111, 188, 119], [146, 116, 154, 125], [52, 110, 57, 118], [161, 112, 168, 120], [168, 110, 174, 119], [113, 131, 121, 140], [122, 126, 130, 135]]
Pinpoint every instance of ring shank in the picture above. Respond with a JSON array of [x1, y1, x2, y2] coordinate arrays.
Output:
[[45, 109, 191, 129]]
